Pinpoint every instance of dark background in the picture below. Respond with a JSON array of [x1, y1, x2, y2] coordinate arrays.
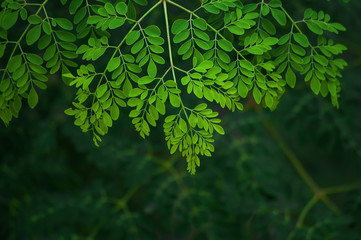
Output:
[[1, 0, 361, 239]]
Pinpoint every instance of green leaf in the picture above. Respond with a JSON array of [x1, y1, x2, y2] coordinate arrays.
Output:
[[64, 108, 78, 116], [304, 8, 313, 19], [227, 25, 245, 35], [192, 18, 207, 30], [189, 113, 198, 127], [55, 31, 76, 42], [55, 18, 73, 30], [2, 11, 18, 30], [156, 99, 165, 115], [108, 18, 125, 29], [169, 93, 180, 107], [263, 37, 279, 46], [144, 25, 161, 37], [269, 0, 282, 8], [0, 78, 10, 92], [193, 85, 203, 98], [328, 82, 337, 96], [286, 67, 296, 88], [103, 112, 113, 127], [293, 33, 309, 48], [43, 44, 56, 61], [126, 31, 140, 45], [178, 40, 192, 55], [247, 46, 264, 55], [0, 44, 5, 58], [171, 19, 189, 34], [204, 5, 220, 14], [195, 104, 207, 112], [194, 39, 211, 50], [147, 60, 157, 78], [310, 76, 321, 94], [28, 15, 42, 25], [96, 83, 108, 98], [26, 53, 43, 65], [213, 124, 225, 135], [197, 60, 213, 70], [129, 88, 143, 97], [69, 0, 83, 15], [239, 60, 254, 71], [262, 18, 276, 35], [8, 55, 22, 73], [107, 58, 121, 72], [110, 104, 120, 120], [238, 81, 248, 98], [271, 9, 286, 26], [314, 55, 328, 66], [104, 3, 116, 15], [116, 2, 128, 15], [218, 39, 233, 52], [165, 115, 176, 123], [265, 92, 274, 108], [26, 25, 42, 46], [178, 117, 187, 133], [138, 76, 154, 85], [173, 29, 190, 43], [193, 29, 210, 41], [28, 87, 38, 109], [253, 86, 262, 104], [306, 22, 323, 35], [332, 23, 346, 32], [131, 39, 144, 54], [181, 76, 191, 85]]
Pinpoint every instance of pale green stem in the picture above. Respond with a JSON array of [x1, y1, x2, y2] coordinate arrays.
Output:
[[163, 0, 177, 84], [163, 0, 190, 120]]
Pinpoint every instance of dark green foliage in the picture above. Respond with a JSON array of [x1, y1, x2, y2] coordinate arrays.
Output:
[[1, 1, 361, 238], [1, 73, 361, 239]]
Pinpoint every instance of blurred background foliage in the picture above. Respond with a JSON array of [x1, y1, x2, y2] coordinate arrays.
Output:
[[1, 0, 361, 239]]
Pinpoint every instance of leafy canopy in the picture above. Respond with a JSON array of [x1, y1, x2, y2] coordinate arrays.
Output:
[[0, 0, 347, 174]]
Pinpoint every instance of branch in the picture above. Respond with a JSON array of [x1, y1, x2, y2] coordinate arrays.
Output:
[[262, 119, 341, 215]]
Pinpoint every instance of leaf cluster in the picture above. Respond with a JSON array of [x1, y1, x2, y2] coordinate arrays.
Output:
[[0, 0, 347, 174]]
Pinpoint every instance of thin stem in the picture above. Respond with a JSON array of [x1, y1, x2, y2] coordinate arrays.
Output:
[[280, 6, 303, 34], [323, 184, 361, 195], [163, 0, 178, 85], [256, 0, 265, 34], [296, 196, 318, 228], [286, 195, 318, 240], [164, 1, 202, 174], [163, 0, 189, 118]]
